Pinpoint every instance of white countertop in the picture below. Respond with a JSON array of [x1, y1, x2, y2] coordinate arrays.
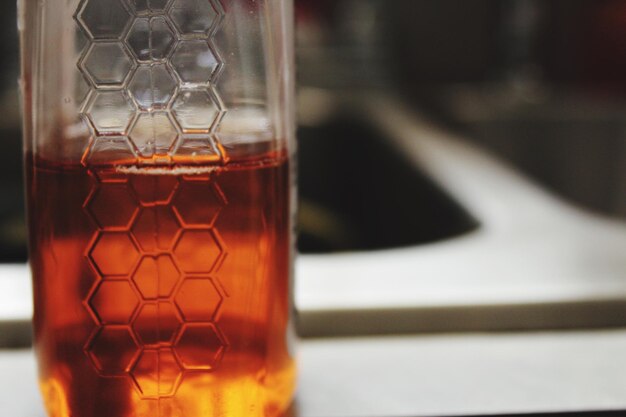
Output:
[[3, 330, 626, 417]]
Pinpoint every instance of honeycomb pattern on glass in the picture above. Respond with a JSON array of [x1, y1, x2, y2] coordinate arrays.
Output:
[[86, 90, 136, 135], [86, 326, 140, 376], [173, 230, 224, 274], [132, 205, 181, 252], [83, 136, 137, 166], [84, 176, 229, 396], [86, 182, 139, 229], [175, 323, 227, 370], [77, 0, 226, 162], [77, 0, 132, 40], [133, 302, 183, 345], [89, 280, 141, 324], [77, 0, 229, 398], [89, 232, 141, 277], [175, 278, 223, 322], [82, 43, 135, 87], [175, 135, 220, 160], [173, 181, 225, 227], [170, 0, 220, 35], [171, 40, 219, 85], [131, 0, 174, 15], [126, 17, 176, 62], [133, 255, 181, 299], [129, 112, 179, 157], [131, 174, 179, 205], [131, 348, 183, 398], [172, 89, 221, 133], [129, 64, 177, 111]]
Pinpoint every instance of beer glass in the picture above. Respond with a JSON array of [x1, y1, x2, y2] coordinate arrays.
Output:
[[19, 0, 296, 416]]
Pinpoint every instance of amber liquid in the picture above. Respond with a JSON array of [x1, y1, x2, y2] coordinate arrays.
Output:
[[27, 150, 295, 417]]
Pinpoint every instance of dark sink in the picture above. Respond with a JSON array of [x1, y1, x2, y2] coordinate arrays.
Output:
[[297, 117, 478, 253]]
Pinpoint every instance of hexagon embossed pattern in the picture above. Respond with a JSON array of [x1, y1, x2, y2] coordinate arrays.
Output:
[[75, 0, 229, 400], [83, 174, 229, 399], [76, 0, 225, 164]]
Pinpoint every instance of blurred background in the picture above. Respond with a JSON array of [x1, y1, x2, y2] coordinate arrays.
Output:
[[295, 0, 626, 254], [1, 0, 626, 260], [2, 2, 626, 415]]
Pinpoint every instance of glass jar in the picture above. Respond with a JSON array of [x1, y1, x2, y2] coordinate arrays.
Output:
[[19, 0, 296, 416]]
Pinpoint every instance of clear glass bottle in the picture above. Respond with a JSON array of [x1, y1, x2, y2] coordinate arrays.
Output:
[[19, 0, 296, 416]]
